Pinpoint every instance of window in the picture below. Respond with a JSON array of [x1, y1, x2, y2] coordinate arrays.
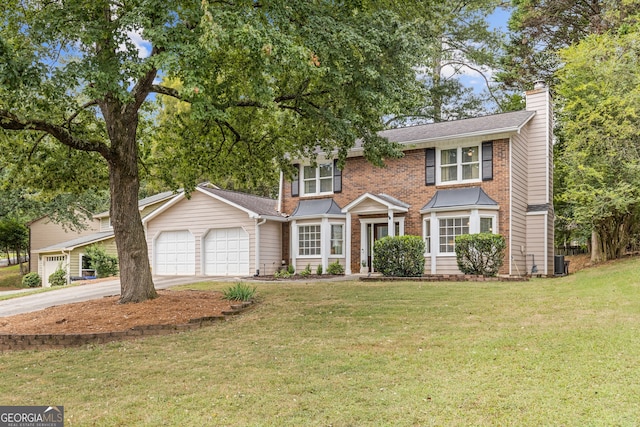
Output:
[[439, 146, 480, 183], [480, 217, 494, 233], [303, 163, 333, 195], [424, 219, 431, 254], [299, 225, 321, 256], [439, 217, 469, 253], [330, 224, 343, 255]]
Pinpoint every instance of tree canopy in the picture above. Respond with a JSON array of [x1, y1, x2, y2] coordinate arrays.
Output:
[[0, 0, 426, 302]]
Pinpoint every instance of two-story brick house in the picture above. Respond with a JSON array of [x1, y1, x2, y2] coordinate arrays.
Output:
[[279, 82, 553, 276]]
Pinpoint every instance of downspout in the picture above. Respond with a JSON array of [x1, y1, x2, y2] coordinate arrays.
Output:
[[254, 218, 267, 276]]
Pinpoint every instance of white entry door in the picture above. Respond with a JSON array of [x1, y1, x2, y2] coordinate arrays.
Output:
[[204, 228, 250, 276], [154, 230, 195, 275]]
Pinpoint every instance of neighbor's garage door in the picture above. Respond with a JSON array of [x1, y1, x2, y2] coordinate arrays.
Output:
[[204, 228, 250, 276], [43, 255, 67, 287], [154, 230, 195, 275]]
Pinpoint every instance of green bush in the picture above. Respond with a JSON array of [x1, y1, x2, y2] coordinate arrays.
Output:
[[455, 233, 506, 276], [287, 264, 295, 275], [326, 260, 344, 275], [299, 264, 312, 277], [316, 264, 323, 275], [373, 235, 425, 277], [223, 282, 257, 301], [22, 272, 41, 288], [49, 266, 67, 287], [85, 245, 119, 278]]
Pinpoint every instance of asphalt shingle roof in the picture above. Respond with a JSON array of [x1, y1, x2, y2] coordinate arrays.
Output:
[[197, 186, 282, 218]]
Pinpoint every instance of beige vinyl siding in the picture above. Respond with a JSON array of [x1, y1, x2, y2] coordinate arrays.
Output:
[[145, 191, 257, 276], [140, 200, 172, 219], [435, 256, 462, 275], [99, 217, 111, 231], [526, 213, 547, 275], [510, 131, 529, 275], [29, 216, 100, 274], [71, 238, 117, 278], [525, 89, 552, 206], [546, 212, 555, 275], [257, 221, 282, 276]]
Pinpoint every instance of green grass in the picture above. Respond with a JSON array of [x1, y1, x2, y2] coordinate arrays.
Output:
[[2, 259, 640, 425], [0, 264, 23, 289]]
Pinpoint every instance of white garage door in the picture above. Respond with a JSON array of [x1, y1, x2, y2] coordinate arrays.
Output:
[[154, 230, 195, 275], [204, 228, 250, 276], [43, 255, 67, 287]]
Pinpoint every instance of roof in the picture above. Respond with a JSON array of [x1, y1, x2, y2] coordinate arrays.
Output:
[[196, 186, 283, 218], [342, 193, 410, 213], [33, 230, 115, 253], [333, 110, 535, 158], [291, 198, 344, 218], [94, 190, 177, 218], [421, 187, 499, 212]]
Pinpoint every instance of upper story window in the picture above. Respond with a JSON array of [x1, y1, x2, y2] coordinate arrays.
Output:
[[440, 146, 479, 183], [303, 164, 333, 195], [291, 160, 342, 197]]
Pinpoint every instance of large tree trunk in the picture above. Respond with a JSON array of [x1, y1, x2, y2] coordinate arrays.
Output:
[[105, 105, 157, 304]]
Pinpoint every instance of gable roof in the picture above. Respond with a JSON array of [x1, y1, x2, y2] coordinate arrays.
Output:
[[33, 230, 115, 253], [421, 187, 499, 213], [291, 198, 344, 218], [93, 190, 177, 219], [342, 193, 410, 213], [142, 185, 286, 224]]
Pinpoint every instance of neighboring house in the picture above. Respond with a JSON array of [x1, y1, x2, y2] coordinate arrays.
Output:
[[279, 82, 554, 276], [32, 191, 176, 286], [28, 213, 100, 276], [143, 185, 286, 277]]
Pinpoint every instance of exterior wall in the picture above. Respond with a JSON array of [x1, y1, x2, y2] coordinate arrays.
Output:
[[289, 217, 347, 273], [526, 213, 547, 275], [510, 130, 529, 275], [70, 238, 117, 278], [283, 139, 513, 275], [29, 216, 100, 274], [145, 191, 281, 276], [99, 217, 111, 231]]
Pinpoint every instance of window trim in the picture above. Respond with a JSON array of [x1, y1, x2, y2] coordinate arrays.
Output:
[[423, 218, 431, 255], [298, 224, 322, 257], [437, 145, 482, 185], [330, 223, 345, 257], [301, 163, 334, 196], [438, 216, 470, 255]]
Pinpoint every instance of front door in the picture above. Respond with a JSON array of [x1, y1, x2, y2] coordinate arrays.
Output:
[[366, 223, 393, 272]]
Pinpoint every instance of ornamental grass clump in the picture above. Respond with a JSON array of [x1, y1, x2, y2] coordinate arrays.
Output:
[[373, 235, 425, 277], [455, 233, 506, 276], [223, 282, 257, 301]]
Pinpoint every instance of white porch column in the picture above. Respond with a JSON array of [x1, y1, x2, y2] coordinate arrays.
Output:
[[431, 212, 437, 274], [388, 210, 395, 237], [345, 212, 352, 275], [290, 219, 297, 270], [321, 217, 329, 273]]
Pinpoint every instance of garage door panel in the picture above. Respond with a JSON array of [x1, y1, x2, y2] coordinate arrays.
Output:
[[154, 231, 195, 276], [204, 227, 250, 276]]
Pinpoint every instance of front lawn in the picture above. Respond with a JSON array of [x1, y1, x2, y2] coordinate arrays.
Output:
[[0, 264, 23, 289], [1, 258, 640, 425]]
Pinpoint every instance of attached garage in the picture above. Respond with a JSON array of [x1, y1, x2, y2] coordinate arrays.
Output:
[[42, 255, 67, 287], [154, 230, 195, 275], [204, 227, 250, 276]]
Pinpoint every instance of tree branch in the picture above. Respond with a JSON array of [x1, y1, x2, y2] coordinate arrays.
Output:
[[0, 110, 112, 159]]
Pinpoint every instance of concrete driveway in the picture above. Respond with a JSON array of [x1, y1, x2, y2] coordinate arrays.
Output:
[[0, 276, 219, 317]]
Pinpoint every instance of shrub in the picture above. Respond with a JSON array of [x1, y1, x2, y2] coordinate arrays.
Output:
[[49, 266, 67, 287], [22, 272, 41, 288], [316, 264, 323, 275], [326, 260, 344, 275], [299, 264, 312, 277], [85, 245, 119, 278], [455, 233, 506, 276], [223, 282, 257, 301], [373, 235, 425, 277], [287, 264, 295, 275]]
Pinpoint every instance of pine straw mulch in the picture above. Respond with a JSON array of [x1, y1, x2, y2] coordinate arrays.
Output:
[[0, 290, 236, 335]]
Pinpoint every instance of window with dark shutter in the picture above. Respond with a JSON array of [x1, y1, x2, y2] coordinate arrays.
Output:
[[482, 141, 493, 181], [291, 164, 300, 197], [333, 159, 342, 193], [425, 148, 436, 186]]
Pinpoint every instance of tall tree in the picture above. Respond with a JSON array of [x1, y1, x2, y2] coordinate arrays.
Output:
[[497, 0, 640, 91], [555, 24, 640, 261], [0, 0, 423, 302]]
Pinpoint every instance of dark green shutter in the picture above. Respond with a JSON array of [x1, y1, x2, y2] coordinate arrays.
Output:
[[333, 159, 342, 193], [482, 141, 493, 181]]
